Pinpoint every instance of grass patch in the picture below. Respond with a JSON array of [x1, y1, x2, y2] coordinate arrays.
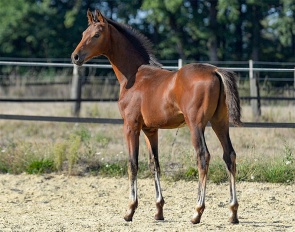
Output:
[[166, 154, 294, 184], [237, 143, 295, 183], [0, 138, 294, 183], [98, 161, 127, 177], [26, 159, 55, 174], [0, 120, 294, 183], [95, 133, 111, 148], [0, 137, 294, 183], [209, 161, 228, 184], [237, 159, 295, 183], [67, 134, 81, 175], [84, 160, 150, 178], [53, 141, 67, 172]]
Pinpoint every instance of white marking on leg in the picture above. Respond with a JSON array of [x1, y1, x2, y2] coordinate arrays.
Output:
[[155, 171, 163, 202], [130, 179, 137, 202]]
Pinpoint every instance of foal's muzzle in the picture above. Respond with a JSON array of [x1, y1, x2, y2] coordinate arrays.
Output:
[[71, 53, 84, 66]]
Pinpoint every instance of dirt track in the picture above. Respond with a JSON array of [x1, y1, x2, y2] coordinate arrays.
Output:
[[0, 174, 294, 231]]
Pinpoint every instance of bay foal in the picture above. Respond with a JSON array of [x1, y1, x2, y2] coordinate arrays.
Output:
[[72, 9, 241, 224]]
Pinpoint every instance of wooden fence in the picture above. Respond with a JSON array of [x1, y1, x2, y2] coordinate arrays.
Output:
[[0, 114, 294, 128], [0, 60, 294, 128]]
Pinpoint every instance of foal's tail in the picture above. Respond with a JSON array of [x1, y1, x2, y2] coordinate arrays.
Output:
[[216, 69, 242, 126]]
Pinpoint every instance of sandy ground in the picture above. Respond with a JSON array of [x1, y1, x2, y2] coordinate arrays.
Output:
[[0, 174, 294, 231]]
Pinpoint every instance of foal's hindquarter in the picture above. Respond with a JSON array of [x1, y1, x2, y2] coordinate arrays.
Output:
[[120, 64, 238, 224]]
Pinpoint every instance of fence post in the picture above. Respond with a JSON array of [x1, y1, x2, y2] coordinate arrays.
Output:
[[178, 59, 183, 69], [71, 65, 82, 117], [249, 60, 261, 119]]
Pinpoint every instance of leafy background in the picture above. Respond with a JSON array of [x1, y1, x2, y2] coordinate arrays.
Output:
[[0, 0, 294, 62]]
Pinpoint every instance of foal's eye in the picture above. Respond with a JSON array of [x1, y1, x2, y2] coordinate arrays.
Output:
[[93, 33, 100, 38]]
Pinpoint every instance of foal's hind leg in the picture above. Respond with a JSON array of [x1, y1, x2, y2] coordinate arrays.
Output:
[[211, 120, 239, 224], [189, 124, 210, 224], [143, 128, 165, 220]]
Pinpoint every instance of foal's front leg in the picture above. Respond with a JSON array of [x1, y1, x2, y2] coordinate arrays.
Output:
[[143, 129, 165, 220], [123, 122, 140, 222]]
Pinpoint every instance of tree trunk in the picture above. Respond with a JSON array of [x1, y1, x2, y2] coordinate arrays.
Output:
[[235, 2, 243, 60], [167, 12, 186, 60], [251, 4, 261, 61], [208, 0, 218, 61]]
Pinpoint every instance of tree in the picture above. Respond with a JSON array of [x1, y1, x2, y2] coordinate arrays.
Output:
[[0, 0, 294, 62], [0, 0, 91, 58], [262, 0, 295, 61], [141, 0, 189, 60]]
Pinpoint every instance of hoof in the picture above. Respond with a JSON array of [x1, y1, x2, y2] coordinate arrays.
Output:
[[124, 201, 138, 222], [191, 207, 203, 224], [229, 217, 239, 224], [155, 199, 165, 221], [191, 218, 201, 224], [124, 214, 133, 222], [191, 215, 201, 224], [124, 210, 135, 222], [155, 214, 164, 221]]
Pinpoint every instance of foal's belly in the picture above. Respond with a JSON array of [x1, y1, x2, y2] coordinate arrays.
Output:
[[160, 113, 186, 129], [142, 111, 186, 129]]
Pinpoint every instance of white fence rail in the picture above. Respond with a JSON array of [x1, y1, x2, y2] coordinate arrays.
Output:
[[0, 59, 294, 117], [0, 59, 294, 72]]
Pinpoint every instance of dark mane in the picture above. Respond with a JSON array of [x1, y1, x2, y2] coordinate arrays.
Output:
[[93, 13, 162, 67]]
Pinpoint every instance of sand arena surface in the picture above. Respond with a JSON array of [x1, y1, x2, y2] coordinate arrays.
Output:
[[0, 174, 294, 231]]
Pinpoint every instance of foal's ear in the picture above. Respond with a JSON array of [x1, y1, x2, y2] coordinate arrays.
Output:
[[95, 9, 105, 23], [87, 9, 94, 25]]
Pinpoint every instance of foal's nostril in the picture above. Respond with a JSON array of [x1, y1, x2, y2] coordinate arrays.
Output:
[[74, 54, 79, 61]]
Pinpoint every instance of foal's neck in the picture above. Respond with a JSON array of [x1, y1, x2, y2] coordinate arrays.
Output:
[[106, 25, 147, 87]]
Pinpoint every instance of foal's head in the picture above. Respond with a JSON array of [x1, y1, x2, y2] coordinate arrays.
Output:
[[72, 9, 161, 68], [72, 9, 109, 66]]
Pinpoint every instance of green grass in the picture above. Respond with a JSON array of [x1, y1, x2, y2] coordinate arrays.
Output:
[[237, 159, 295, 183], [26, 159, 55, 174], [0, 138, 294, 183], [0, 126, 294, 183], [0, 105, 294, 183]]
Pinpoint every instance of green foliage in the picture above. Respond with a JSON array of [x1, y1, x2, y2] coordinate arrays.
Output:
[[0, 141, 55, 174], [67, 134, 81, 175], [53, 141, 67, 172], [0, 0, 294, 61], [173, 152, 294, 184], [26, 159, 55, 174], [283, 142, 294, 167], [64, 0, 82, 28], [96, 134, 111, 148], [261, 162, 294, 183], [0, 142, 34, 174], [217, 0, 240, 22], [73, 126, 91, 142], [209, 161, 229, 184], [164, 0, 183, 14], [0, 119, 294, 183], [0, 0, 87, 58], [184, 166, 198, 179], [237, 156, 295, 183], [99, 161, 127, 177]]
